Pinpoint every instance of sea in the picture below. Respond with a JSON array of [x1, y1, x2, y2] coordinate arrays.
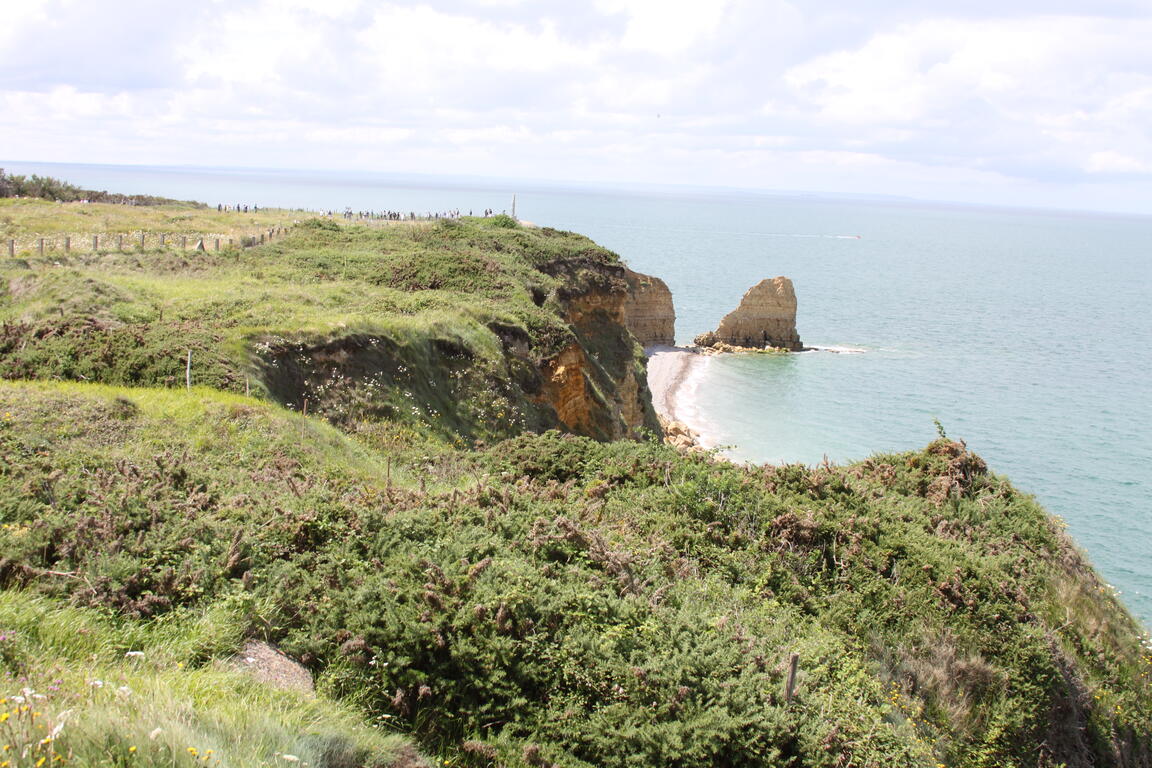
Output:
[[4, 160, 1151, 628]]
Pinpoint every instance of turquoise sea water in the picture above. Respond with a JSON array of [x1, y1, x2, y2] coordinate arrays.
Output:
[[4, 161, 1151, 626]]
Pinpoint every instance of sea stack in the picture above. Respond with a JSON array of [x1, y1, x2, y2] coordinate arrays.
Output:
[[622, 268, 676, 347], [699, 276, 802, 351]]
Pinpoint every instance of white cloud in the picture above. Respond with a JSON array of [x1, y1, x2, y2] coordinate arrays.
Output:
[[4, 3, 1152, 210], [781, 16, 1152, 178]]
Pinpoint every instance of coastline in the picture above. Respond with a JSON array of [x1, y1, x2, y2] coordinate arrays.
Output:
[[645, 345, 716, 449]]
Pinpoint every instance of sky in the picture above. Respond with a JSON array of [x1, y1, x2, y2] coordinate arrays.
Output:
[[2, 0, 1152, 213]]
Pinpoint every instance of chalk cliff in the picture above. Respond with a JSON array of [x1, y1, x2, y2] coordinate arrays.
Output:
[[699, 276, 802, 351], [622, 268, 675, 347]]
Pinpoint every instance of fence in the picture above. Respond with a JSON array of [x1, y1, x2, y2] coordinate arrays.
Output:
[[4, 226, 292, 258]]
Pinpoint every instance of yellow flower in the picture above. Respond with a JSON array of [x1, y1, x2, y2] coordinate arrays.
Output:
[[37, 759, 47, 768], [128, 747, 137, 754], [187, 748, 199, 757]]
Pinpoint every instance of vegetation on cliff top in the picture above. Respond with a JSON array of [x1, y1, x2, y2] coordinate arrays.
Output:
[[0, 214, 650, 443], [0, 168, 202, 208], [0, 196, 1149, 768]]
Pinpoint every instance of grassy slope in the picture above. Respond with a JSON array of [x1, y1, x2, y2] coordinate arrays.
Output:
[[0, 591, 415, 768], [0, 382, 1149, 768], [0, 202, 1149, 767], [0, 197, 308, 242], [0, 216, 638, 444]]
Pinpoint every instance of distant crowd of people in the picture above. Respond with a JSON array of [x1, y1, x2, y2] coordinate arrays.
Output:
[[213, 203, 508, 221]]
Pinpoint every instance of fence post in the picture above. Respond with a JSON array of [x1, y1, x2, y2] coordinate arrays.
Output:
[[139, 232, 145, 250], [181, 235, 187, 250], [92, 235, 98, 252], [260, 233, 265, 244], [7, 239, 12, 257], [38, 238, 44, 257], [117, 235, 123, 251], [64, 236, 71, 253], [214, 238, 220, 252], [160, 233, 166, 247], [785, 653, 800, 702]]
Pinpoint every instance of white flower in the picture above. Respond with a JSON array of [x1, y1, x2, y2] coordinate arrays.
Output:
[[281, 754, 300, 762], [149, 727, 164, 740]]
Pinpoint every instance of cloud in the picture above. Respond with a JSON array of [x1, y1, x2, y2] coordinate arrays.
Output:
[[781, 16, 1152, 179], [2, 2, 1152, 211]]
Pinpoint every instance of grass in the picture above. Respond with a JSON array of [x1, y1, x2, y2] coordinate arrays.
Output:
[[0, 198, 314, 252], [0, 591, 417, 768], [1, 198, 1149, 767], [0, 215, 654, 444], [1, 381, 1149, 767]]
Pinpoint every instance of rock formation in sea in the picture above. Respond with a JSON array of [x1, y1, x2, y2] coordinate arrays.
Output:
[[696, 276, 802, 351], [622, 268, 675, 347]]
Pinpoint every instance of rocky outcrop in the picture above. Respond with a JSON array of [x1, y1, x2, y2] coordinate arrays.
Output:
[[698, 276, 802, 351], [622, 269, 675, 347], [534, 259, 663, 441]]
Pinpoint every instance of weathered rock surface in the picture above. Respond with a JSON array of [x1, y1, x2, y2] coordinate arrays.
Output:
[[532, 258, 663, 441], [622, 269, 675, 347], [700, 276, 802, 351]]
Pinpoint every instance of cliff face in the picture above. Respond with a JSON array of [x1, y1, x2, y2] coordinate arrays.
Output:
[[706, 276, 802, 350], [256, 239, 663, 444], [622, 269, 675, 347], [534, 258, 662, 441]]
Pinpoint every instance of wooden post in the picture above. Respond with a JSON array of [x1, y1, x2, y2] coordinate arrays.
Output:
[[181, 235, 187, 250], [260, 233, 265, 244], [92, 235, 98, 252], [185, 350, 192, 390], [785, 653, 799, 702], [214, 238, 220, 251], [7, 239, 13, 257], [139, 232, 145, 250], [38, 238, 44, 256], [117, 235, 123, 251], [159, 233, 166, 247], [64, 236, 70, 253]]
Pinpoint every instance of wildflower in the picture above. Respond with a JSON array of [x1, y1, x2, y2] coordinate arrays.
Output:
[[128, 747, 136, 754], [280, 755, 299, 762], [148, 728, 163, 740], [124, 651, 144, 659], [37, 759, 46, 768]]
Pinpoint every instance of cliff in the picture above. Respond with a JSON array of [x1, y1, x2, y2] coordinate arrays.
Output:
[[700, 275, 802, 350], [0, 216, 660, 444], [2, 204, 1151, 768], [621, 268, 675, 346]]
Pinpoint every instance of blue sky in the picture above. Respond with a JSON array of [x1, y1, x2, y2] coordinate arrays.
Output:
[[3, 0, 1152, 213]]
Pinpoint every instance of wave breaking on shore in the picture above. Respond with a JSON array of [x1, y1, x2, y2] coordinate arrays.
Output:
[[645, 346, 720, 450]]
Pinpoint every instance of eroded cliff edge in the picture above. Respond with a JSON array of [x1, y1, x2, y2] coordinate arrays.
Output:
[[622, 268, 675, 347], [0, 217, 663, 444]]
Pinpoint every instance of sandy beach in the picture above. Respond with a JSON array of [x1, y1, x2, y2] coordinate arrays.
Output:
[[645, 345, 713, 446]]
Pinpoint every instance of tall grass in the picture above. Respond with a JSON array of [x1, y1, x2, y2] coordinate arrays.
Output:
[[0, 592, 413, 768]]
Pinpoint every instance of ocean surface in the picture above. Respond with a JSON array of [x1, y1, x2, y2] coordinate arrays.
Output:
[[5, 160, 1151, 627]]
